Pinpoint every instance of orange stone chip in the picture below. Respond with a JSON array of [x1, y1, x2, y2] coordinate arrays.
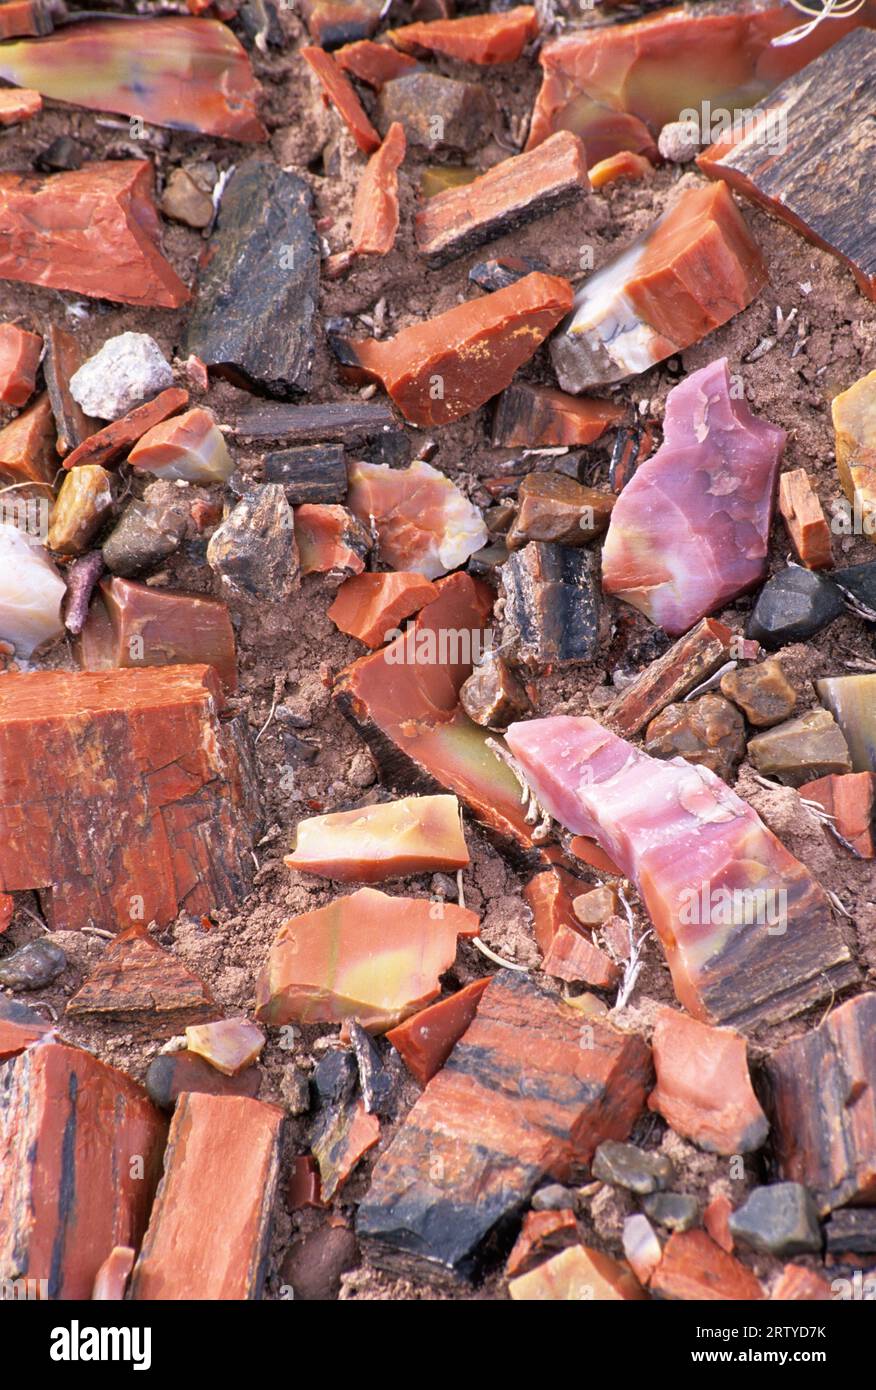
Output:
[[335, 38, 418, 88], [0, 322, 41, 406], [798, 771, 876, 859], [286, 793, 469, 883], [0, 1012, 50, 1061], [339, 271, 573, 427], [130, 1093, 284, 1301], [386, 975, 490, 1085], [771, 1264, 833, 1301], [351, 121, 406, 256], [185, 1019, 265, 1076], [255, 885, 479, 1033], [389, 6, 537, 64], [505, 1208, 578, 1278], [778, 468, 833, 569], [0, 87, 41, 125], [328, 570, 439, 647], [66, 923, 215, 1022], [302, 44, 381, 153], [509, 1245, 647, 1301], [0, 392, 57, 485], [704, 1192, 734, 1254], [569, 834, 623, 876], [542, 920, 620, 990], [295, 502, 370, 577], [588, 150, 653, 190], [650, 1230, 764, 1301], [524, 866, 582, 954], [64, 387, 189, 470], [126, 406, 234, 484], [0, 161, 190, 309], [648, 1007, 769, 1155], [0, 1042, 166, 1299]]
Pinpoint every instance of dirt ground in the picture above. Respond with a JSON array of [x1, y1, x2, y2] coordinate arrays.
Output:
[[1, 2, 875, 1301]]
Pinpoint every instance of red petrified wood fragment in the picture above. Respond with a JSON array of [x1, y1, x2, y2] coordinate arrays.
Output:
[[130, 1093, 283, 1300], [505, 717, 857, 1028], [346, 460, 486, 578], [0, 1002, 50, 1060], [335, 39, 418, 88], [385, 976, 491, 1085], [0, 323, 41, 406], [63, 387, 189, 471], [389, 6, 537, 63], [650, 1230, 763, 1301], [328, 571, 439, 647], [505, 1208, 578, 1278], [338, 272, 573, 427], [648, 1007, 769, 1154], [605, 618, 737, 737], [524, 866, 582, 954], [778, 469, 833, 569], [0, 162, 190, 309], [0, 1, 55, 40], [0, 87, 41, 125], [492, 381, 624, 448], [0, 665, 258, 933], [0, 1042, 166, 1300], [357, 970, 652, 1277], [294, 503, 371, 577], [0, 392, 57, 485], [66, 923, 215, 1022], [509, 1245, 646, 1300], [764, 991, 876, 1213], [285, 793, 469, 882], [543, 921, 620, 990], [312, 1098, 380, 1199], [302, 45, 381, 153], [351, 122, 406, 256], [798, 772, 876, 859], [704, 1193, 734, 1254]]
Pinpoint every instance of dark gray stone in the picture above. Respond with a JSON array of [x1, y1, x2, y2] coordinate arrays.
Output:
[[592, 1140, 675, 1196], [468, 256, 549, 294], [531, 1183, 577, 1212], [499, 541, 601, 670], [747, 566, 844, 649], [263, 444, 347, 504], [825, 1207, 876, 1257], [0, 940, 66, 991], [834, 561, 876, 621], [348, 1020, 400, 1117], [642, 1191, 700, 1232], [312, 1049, 358, 1109], [207, 485, 299, 602], [728, 1182, 822, 1256]]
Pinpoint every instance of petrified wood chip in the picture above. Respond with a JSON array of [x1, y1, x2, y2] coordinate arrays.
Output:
[[0, 161, 189, 309], [644, 692, 746, 783], [492, 382, 624, 450], [0, 665, 258, 932], [0, 392, 57, 486], [0, 524, 65, 656], [698, 29, 876, 300], [601, 359, 785, 635], [79, 575, 238, 690], [235, 398, 397, 444], [347, 459, 487, 577], [144, 1051, 261, 1111], [832, 368, 876, 542], [414, 131, 589, 268], [63, 387, 189, 471], [286, 793, 469, 882], [763, 992, 876, 1214], [551, 186, 766, 392], [505, 716, 858, 1028], [499, 541, 600, 670], [334, 572, 533, 848], [0, 17, 266, 141], [47, 464, 114, 556], [302, 44, 381, 153], [208, 486, 299, 602], [312, 1097, 380, 1200], [509, 1245, 646, 1300], [386, 977, 491, 1086], [0, 1041, 166, 1299], [605, 618, 736, 738], [338, 272, 573, 427], [335, 39, 419, 87], [747, 708, 852, 787], [255, 886, 479, 1033], [127, 407, 234, 484], [130, 1093, 283, 1301], [524, 866, 582, 954], [301, 0, 384, 47], [357, 969, 652, 1278], [816, 674, 876, 773], [720, 656, 797, 728], [542, 922, 619, 989], [778, 469, 833, 570], [263, 443, 348, 504], [0, 322, 40, 406], [66, 923, 214, 1022], [184, 162, 319, 398], [589, 150, 653, 189], [797, 772, 876, 859], [0, 996, 50, 1060], [650, 1230, 763, 1301], [506, 473, 615, 549], [648, 1007, 768, 1155], [0, 0, 55, 40], [185, 1019, 265, 1076], [351, 122, 406, 257], [389, 6, 536, 64], [376, 71, 495, 155], [506, 1209, 578, 1279], [328, 571, 439, 647], [295, 503, 370, 578], [459, 652, 532, 730], [43, 325, 99, 457]]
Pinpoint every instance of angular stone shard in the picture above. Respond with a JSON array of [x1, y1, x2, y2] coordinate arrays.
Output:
[[506, 1209, 578, 1279], [328, 571, 439, 647], [459, 652, 532, 731], [351, 122, 406, 257], [70, 332, 173, 423], [64, 387, 190, 471], [79, 575, 237, 690], [0, 1042, 166, 1300], [748, 708, 852, 787], [207, 486, 299, 602], [385, 976, 490, 1086], [832, 369, 876, 541], [101, 478, 200, 578], [145, 1051, 261, 1111], [0, 666, 258, 933], [825, 1207, 876, 1258], [720, 657, 797, 728], [816, 674, 876, 773], [0, 997, 50, 1061], [255, 886, 479, 1033], [376, 71, 494, 155], [0, 525, 65, 657], [492, 382, 624, 449], [302, 0, 384, 48], [389, 7, 537, 64], [358, 970, 651, 1277], [0, 323, 41, 407], [698, 29, 876, 300], [552, 186, 766, 392], [44, 325, 98, 457], [505, 716, 858, 1028], [771, 1264, 833, 1301], [543, 921, 619, 989], [335, 38, 419, 87], [263, 443, 347, 505], [510, 1244, 646, 1300], [778, 469, 833, 570], [499, 542, 600, 670], [302, 45, 381, 153], [648, 1007, 768, 1154], [47, 465, 114, 556], [334, 572, 533, 848], [130, 1093, 283, 1301], [798, 772, 876, 860], [414, 131, 590, 268], [285, 794, 469, 882], [644, 693, 746, 783], [524, 866, 582, 954], [602, 359, 785, 635], [0, 161, 189, 309], [834, 560, 876, 615], [295, 503, 370, 578], [606, 619, 736, 738], [235, 398, 397, 445], [0, 1, 55, 41], [650, 1230, 763, 1301], [185, 1019, 265, 1076], [728, 1182, 821, 1257], [127, 407, 234, 484], [313, 1096, 381, 1199], [66, 923, 214, 1022], [347, 459, 487, 577], [764, 992, 876, 1214], [184, 163, 319, 398], [506, 474, 614, 550], [0, 392, 57, 486], [0, 17, 266, 141], [338, 272, 572, 427]]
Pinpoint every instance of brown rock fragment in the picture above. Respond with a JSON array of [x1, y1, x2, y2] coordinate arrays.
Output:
[[130, 1093, 283, 1301], [0, 392, 57, 486], [414, 131, 590, 268], [798, 771, 876, 859], [159, 168, 214, 229], [47, 464, 114, 556], [0, 1042, 166, 1299], [389, 7, 537, 64], [506, 473, 615, 550], [648, 1007, 769, 1154], [459, 653, 532, 730], [605, 618, 736, 737], [509, 1244, 646, 1300], [287, 1154, 322, 1210], [376, 71, 494, 155], [328, 571, 439, 647], [644, 692, 746, 782], [66, 923, 214, 1022], [720, 656, 797, 727], [747, 708, 852, 787], [351, 122, 406, 256], [493, 383, 624, 450], [778, 469, 833, 569], [764, 991, 876, 1214], [505, 1208, 578, 1278], [302, 45, 381, 154], [281, 1222, 358, 1301], [63, 387, 189, 471], [651, 1230, 763, 1301], [0, 323, 41, 406], [572, 884, 617, 927], [771, 1264, 833, 1301], [0, 161, 190, 309], [385, 976, 490, 1086], [43, 325, 99, 457]]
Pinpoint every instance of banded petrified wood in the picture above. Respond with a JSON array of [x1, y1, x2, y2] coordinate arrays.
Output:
[[357, 969, 652, 1277], [0, 665, 259, 932]]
